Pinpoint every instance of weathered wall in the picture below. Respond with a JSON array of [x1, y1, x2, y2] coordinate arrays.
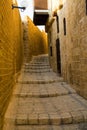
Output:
[[47, 20, 58, 72], [42, 31, 48, 54], [0, 0, 23, 129], [48, 0, 87, 99], [23, 17, 48, 62]]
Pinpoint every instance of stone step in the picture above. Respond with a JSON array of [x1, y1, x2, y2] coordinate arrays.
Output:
[[30, 62, 49, 65], [3, 121, 87, 130], [18, 79, 63, 84], [24, 66, 51, 69], [24, 64, 50, 67], [31, 55, 48, 58], [29, 56, 49, 65], [24, 68, 51, 71], [13, 83, 76, 98], [17, 72, 63, 84], [11, 123, 87, 130], [30, 61, 49, 64], [15, 111, 86, 125], [18, 77, 63, 84], [23, 69, 52, 73], [32, 56, 48, 60], [3, 94, 87, 129], [13, 94, 87, 125], [30, 56, 49, 61]]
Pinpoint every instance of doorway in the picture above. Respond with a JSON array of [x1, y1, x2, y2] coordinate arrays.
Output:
[[56, 39, 61, 74]]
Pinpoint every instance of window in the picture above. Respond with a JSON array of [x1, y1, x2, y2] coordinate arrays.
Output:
[[86, 0, 87, 14], [56, 16, 59, 33], [50, 46, 53, 56], [63, 18, 66, 35]]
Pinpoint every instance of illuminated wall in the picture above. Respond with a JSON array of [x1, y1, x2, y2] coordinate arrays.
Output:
[[23, 16, 48, 62], [0, 0, 23, 129]]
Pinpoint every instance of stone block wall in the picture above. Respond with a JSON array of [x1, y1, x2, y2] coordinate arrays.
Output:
[[42, 31, 48, 54], [48, 19, 58, 72], [23, 17, 48, 62], [48, 0, 87, 99], [0, 0, 23, 129]]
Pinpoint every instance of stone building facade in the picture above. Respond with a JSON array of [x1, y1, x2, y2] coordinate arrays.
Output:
[[47, 0, 87, 99], [0, 0, 23, 129]]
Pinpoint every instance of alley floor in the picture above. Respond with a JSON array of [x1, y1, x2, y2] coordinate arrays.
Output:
[[3, 54, 87, 130]]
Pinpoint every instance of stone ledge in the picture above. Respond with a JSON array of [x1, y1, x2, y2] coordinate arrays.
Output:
[[17, 78, 63, 84], [15, 111, 87, 125]]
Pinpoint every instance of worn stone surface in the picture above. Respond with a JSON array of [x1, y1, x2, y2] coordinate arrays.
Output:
[[13, 82, 76, 98], [3, 54, 87, 130], [15, 123, 87, 130]]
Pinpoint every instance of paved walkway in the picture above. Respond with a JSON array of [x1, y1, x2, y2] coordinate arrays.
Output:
[[3, 54, 87, 130]]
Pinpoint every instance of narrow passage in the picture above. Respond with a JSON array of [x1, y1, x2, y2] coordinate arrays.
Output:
[[3, 54, 87, 130]]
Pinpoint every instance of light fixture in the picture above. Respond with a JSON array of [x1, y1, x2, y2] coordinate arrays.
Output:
[[12, 4, 26, 11], [52, 4, 63, 17], [12, 0, 26, 12], [45, 17, 55, 32]]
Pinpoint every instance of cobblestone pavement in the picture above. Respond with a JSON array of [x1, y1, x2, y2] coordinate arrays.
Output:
[[3, 55, 87, 130]]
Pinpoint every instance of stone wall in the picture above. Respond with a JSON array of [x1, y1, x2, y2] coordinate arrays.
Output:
[[23, 16, 48, 62], [0, 0, 23, 129], [47, 0, 87, 99]]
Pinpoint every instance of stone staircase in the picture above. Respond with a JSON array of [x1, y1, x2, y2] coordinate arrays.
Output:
[[23, 55, 52, 73], [3, 54, 87, 130]]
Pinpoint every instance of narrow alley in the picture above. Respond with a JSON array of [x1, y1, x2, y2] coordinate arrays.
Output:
[[3, 54, 87, 130]]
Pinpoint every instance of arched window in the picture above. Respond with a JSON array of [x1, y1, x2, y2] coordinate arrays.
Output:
[[56, 16, 59, 33], [63, 18, 66, 35]]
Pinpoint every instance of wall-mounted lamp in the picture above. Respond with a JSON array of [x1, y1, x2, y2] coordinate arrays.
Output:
[[45, 17, 55, 32], [52, 4, 63, 17], [12, 4, 26, 11]]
